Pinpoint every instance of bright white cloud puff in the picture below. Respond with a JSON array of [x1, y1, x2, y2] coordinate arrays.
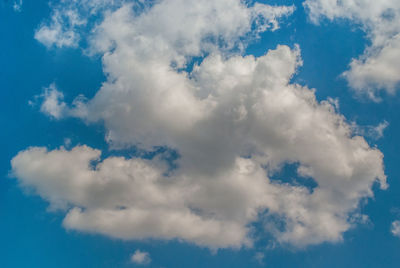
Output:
[[13, 0, 387, 250]]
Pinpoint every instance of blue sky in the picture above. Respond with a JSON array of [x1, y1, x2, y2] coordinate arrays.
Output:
[[2, 0, 400, 267]]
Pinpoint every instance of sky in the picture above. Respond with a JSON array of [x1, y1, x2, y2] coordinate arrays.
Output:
[[1, 0, 400, 267]]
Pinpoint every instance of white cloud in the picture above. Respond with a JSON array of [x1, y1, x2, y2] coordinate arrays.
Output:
[[39, 84, 67, 119], [36, 83, 89, 119], [35, 0, 293, 50], [34, 0, 126, 48], [391, 221, 400, 237], [35, 8, 84, 48], [352, 120, 389, 140], [14, 46, 386, 248], [304, 0, 400, 99], [373, 121, 390, 139], [13, 0, 387, 250], [131, 250, 151, 265], [13, 0, 23, 12]]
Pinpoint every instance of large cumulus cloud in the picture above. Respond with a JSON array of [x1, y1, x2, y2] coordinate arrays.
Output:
[[12, 0, 386, 249]]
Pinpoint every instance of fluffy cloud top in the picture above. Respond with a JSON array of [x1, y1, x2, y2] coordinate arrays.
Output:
[[12, 0, 387, 249], [304, 0, 400, 99], [35, 0, 293, 50]]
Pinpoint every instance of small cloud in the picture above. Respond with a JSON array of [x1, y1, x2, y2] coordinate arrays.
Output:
[[327, 97, 340, 111], [34, 6, 85, 48], [63, 138, 72, 148], [130, 250, 151, 265], [31, 84, 88, 120], [13, 0, 22, 12], [39, 83, 67, 120], [391, 221, 400, 237], [352, 120, 389, 140], [254, 252, 265, 265], [372, 121, 389, 139]]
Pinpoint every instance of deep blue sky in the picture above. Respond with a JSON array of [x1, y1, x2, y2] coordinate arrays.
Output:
[[1, 0, 400, 267]]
